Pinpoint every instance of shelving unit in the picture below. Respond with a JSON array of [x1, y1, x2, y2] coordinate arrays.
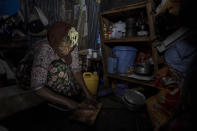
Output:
[[103, 36, 151, 43], [99, 0, 159, 88], [107, 74, 155, 87]]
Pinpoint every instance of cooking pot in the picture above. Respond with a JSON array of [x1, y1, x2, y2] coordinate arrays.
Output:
[[134, 63, 153, 76]]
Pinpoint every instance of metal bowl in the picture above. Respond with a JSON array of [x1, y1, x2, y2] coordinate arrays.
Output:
[[122, 89, 146, 111]]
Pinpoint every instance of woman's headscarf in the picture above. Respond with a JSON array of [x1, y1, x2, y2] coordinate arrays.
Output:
[[47, 22, 73, 64], [47, 22, 72, 50]]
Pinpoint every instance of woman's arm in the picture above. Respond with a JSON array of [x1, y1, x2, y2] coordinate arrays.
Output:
[[35, 87, 79, 110], [70, 47, 97, 103], [72, 72, 93, 99]]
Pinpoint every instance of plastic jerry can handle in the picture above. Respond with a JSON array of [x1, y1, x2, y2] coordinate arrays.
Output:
[[83, 72, 93, 78]]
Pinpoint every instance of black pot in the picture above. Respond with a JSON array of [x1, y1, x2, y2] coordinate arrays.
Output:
[[134, 63, 153, 76]]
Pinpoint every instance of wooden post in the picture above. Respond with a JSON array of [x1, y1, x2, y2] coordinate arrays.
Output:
[[152, 41, 159, 76]]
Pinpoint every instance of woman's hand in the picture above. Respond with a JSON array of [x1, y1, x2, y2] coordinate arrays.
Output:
[[78, 101, 96, 110], [68, 100, 80, 110], [70, 101, 97, 124], [70, 106, 95, 124], [85, 94, 98, 108]]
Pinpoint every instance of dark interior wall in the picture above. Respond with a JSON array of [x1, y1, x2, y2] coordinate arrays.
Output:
[[0, 0, 75, 69], [100, 0, 144, 11], [19, 0, 73, 26]]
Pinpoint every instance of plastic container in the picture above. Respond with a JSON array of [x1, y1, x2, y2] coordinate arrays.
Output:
[[107, 57, 118, 74], [83, 72, 99, 95], [113, 46, 138, 74]]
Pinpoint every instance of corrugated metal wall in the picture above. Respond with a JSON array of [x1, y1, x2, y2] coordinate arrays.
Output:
[[18, 0, 100, 49], [19, 0, 73, 25], [86, 0, 100, 49]]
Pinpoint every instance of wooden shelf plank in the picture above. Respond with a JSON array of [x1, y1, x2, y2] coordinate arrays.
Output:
[[101, 1, 147, 15], [103, 37, 151, 43], [88, 58, 102, 62], [106, 74, 155, 87]]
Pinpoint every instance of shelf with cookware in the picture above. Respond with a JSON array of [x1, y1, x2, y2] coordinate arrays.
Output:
[[103, 36, 151, 43], [99, 0, 160, 88]]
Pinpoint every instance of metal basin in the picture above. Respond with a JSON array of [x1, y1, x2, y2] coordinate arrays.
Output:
[[122, 89, 146, 111]]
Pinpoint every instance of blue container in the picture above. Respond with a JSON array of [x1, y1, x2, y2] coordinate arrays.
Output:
[[113, 46, 137, 74], [107, 57, 118, 74], [0, 0, 20, 15]]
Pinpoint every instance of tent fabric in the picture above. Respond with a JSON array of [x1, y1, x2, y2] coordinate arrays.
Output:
[[164, 35, 197, 74], [0, 0, 20, 15]]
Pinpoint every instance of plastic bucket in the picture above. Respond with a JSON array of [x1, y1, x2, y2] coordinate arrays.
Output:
[[113, 46, 137, 74], [107, 57, 118, 74], [83, 72, 99, 95]]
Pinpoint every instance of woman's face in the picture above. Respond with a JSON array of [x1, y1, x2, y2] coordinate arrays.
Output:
[[57, 40, 75, 56]]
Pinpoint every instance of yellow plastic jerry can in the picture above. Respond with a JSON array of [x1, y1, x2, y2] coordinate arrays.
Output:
[[83, 72, 99, 95]]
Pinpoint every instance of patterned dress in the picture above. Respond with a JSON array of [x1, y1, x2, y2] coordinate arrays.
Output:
[[31, 39, 81, 96]]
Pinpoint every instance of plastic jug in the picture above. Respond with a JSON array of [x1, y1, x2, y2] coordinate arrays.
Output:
[[83, 72, 99, 95]]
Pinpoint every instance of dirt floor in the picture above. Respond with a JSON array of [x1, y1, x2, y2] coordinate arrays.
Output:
[[0, 93, 154, 131]]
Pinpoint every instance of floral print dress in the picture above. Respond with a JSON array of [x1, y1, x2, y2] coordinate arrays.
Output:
[[46, 59, 80, 96], [31, 39, 81, 96]]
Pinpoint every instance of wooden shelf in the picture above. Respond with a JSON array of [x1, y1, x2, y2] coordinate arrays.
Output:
[[106, 74, 155, 87], [101, 1, 147, 15], [88, 58, 102, 62], [100, 1, 157, 88], [104, 36, 152, 43]]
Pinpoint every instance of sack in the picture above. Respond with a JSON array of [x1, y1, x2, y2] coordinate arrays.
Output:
[[16, 50, 34, 90]]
